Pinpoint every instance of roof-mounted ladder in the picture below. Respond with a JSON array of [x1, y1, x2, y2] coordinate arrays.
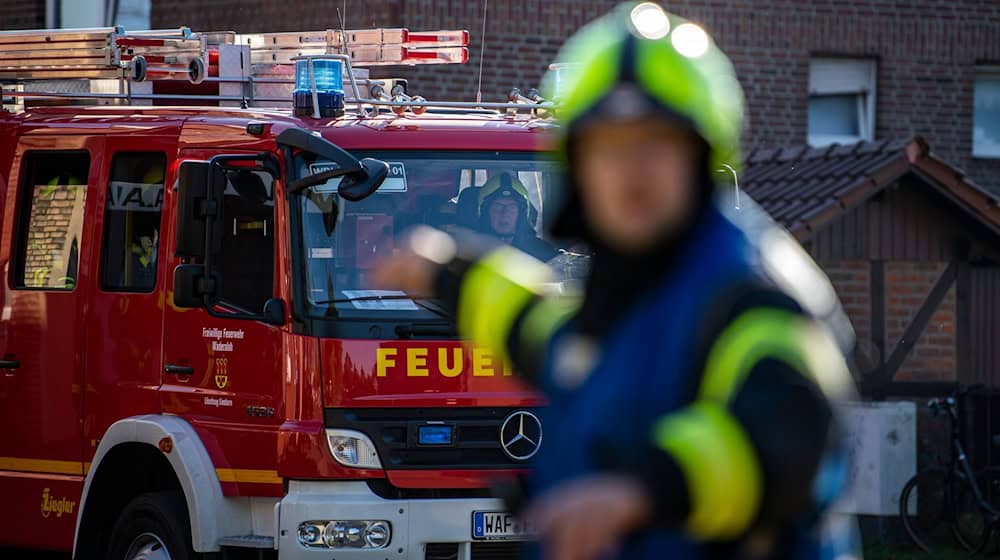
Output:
[[0, 26, 207, 83], [0, 25, 551, 116]]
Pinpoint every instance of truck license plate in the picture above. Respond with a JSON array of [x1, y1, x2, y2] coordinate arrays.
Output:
[[472, 511, 533, 540]]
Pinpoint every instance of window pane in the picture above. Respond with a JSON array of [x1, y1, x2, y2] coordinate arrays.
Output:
[[974, 75, 1000, 157], [217, 168, 275, 313], [808, 94, 861, 136], [100, 152, 166, 292], [16, 152, 90, 290]]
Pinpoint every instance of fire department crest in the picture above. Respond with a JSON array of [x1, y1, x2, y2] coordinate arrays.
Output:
[[214, 357, 229, 389]]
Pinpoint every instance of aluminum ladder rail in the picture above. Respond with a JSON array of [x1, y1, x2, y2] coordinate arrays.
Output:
[[0, 26, 208, 82]]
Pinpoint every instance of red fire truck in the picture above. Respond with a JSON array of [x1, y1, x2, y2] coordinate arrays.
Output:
[[0, 25, 561, 560]]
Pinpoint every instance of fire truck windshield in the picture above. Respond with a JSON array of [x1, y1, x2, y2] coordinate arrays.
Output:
[[294, 150, 575, 320]]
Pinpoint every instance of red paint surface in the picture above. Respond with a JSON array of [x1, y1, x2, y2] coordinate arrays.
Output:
[[0, 473, 83, 551]]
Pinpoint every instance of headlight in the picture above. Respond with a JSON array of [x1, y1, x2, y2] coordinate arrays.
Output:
[[326, 429, 382, 469], [297, 520, 392, 549]]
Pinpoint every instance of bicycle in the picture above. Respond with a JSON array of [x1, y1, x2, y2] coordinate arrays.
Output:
[[899, 384, 1000, 555]]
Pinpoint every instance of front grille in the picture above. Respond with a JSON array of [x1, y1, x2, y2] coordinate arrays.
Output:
[[424, 542, 524, 560], [425, 543, 459, 560], [472, 541, 524, 559], [366, 479, 493, 500], [325, 407, 534, 469]]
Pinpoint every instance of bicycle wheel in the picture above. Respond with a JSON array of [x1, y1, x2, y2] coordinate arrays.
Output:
[[958, 468, 1000, 555], [951, 471, 991, 555], [974, 467, 1000, 508], [900, 468, 954, 553]]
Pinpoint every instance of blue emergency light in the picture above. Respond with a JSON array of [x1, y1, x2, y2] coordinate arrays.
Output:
[[417, 424, 453, 445], [293, 59, 345, 118]]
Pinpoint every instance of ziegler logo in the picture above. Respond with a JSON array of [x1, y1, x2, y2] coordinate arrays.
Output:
[[40, 488, 76, 519], [214, 357, 229, 390]]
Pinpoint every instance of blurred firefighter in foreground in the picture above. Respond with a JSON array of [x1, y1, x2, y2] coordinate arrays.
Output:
[[375, 3, 858, 559]]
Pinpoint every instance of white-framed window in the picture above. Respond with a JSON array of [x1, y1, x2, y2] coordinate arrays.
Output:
[[973, 68, 1000, 158], [808, 58, 876, 147]]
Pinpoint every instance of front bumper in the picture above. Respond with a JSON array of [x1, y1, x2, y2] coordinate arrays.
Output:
[[277, 480, 519, 560]]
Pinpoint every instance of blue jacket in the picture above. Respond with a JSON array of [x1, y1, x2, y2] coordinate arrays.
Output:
[[441, 201, 857, 559]]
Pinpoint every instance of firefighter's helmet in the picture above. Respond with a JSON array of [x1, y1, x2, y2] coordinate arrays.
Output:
[[543, 2, 744, 238], [477, 172, 538, 228]]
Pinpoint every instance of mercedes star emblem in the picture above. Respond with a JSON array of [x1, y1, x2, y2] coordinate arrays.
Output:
[[499, 410, 543, 460]]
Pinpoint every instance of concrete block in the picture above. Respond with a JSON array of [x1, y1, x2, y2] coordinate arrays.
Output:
[[835, 400, 917, 516]]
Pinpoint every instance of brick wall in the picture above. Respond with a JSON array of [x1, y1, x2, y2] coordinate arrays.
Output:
[[0, 0, 44, 30], [147, 0, 402, 33], [821, 259, 958, 383], [141, 0, 1000, 194], [885, 262, 957, 382], [349, 1, 1000, 199], [821, 260, 872, 363], [5, 1, 999, 190], [22, 185, 87, 288]]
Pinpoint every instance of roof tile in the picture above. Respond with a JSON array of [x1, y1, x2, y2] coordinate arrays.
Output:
[[742, 138, 914, 230], [748, 147, 779, 164], [776, 145, 808, 162], [830, 142, 862, 157], [856, 138, 890, 155], [804, 144, 836, 160]]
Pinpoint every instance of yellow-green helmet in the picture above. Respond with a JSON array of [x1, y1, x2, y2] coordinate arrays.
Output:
[[544, 2, 744, 177]]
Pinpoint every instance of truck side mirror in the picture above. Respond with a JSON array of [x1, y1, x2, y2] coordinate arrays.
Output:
[[175, 161, 224, 259], [338, 157, 389, 201], [173, 264, 213, 308], [278, 127, 389, 202], [261, 298, 285, 325]]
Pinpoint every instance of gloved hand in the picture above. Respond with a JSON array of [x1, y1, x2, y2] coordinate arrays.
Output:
[[525, 474, 652, 560]]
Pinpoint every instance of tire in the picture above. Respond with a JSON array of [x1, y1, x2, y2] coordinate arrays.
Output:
[[107, 491, 200, 560], [950, 471, 991, 555], [900, 469, 956, 553], [974, 467, 1000, 509], [963, 468, 1000, 555]]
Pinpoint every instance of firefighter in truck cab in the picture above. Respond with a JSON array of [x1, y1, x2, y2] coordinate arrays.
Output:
[[375, 3, 858, 560]]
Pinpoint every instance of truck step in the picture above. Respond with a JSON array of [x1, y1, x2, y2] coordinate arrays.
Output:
[[219, 535, 275, 549]]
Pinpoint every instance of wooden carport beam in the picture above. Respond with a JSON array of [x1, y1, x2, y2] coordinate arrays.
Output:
[[867, 260, 958, 396]]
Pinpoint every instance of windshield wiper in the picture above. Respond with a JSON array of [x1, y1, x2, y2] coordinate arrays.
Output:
[[315, 294, 453, 320]]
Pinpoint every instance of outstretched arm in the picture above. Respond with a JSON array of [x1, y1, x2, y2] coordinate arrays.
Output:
[[374, 227, 578, 382]]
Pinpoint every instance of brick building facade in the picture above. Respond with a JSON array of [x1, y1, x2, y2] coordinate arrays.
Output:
[[143, 0, 1000, 196], [3, 1, 998, 192], [0, 0, 44, 30]]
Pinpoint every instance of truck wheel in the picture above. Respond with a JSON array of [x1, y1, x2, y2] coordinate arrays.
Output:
[[108, 491, 200, 560]]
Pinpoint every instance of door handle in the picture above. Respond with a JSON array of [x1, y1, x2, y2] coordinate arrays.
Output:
[[0, 360, 19, 369], [164, 364, 194, 375]]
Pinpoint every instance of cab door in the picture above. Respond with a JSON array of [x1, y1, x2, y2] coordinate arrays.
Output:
[[83, 136, 177, 467], [0, 136, 102, 550], [159, 151, 285, 497]]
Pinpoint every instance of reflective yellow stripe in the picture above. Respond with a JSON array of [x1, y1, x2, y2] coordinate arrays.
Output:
[[657, 307, 853, 539], [653, 402, 762, 540], [215, 468, 282, 485], [700, 308, 852, 402], [0, 456, 84, 476], [458, 247, 552, 362], [519, 295, 580, 357]]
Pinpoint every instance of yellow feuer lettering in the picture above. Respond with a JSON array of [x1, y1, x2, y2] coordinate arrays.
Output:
[[376, 347, 397, 377], [439, 347, 463, 377], [407, 348, 429, 376], [374, 346, 507, 377], [472, 348, 493, 377]]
